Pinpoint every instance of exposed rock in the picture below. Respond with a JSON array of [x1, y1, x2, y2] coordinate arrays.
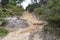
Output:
[[2, 28, 43, 40], [5, 16, 29, 30], [2, 29, 30, 40]]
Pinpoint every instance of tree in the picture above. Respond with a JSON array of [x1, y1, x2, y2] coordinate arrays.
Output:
[[26, 3, 40, 12], [33, 0, 60, 39], [0, 0, 24, 17], [31, 0, 40, 3]]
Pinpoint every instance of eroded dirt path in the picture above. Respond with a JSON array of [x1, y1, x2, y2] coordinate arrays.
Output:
[[20, 11, 45, 33], [2, 11, 45, 40], [21, 11, 39, 23]]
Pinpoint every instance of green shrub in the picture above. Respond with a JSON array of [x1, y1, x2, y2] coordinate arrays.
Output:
[[6, 4, 24, 16], [44, 15, 60, 38], [0, 28, 8, 36], [0, 7, 11, 17], [0, 19, 8, 27], [46, 15, 60, 24], [34, 8, 45, 16], [0, 5, 24, 17], [26, 3, 40, 12]]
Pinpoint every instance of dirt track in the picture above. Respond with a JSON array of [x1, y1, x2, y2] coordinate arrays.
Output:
[[20, 11, 45, 33], [2, 11, 45, 40]]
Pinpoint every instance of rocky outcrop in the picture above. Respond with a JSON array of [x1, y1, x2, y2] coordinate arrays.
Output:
[[5, 16, 29, 30]]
